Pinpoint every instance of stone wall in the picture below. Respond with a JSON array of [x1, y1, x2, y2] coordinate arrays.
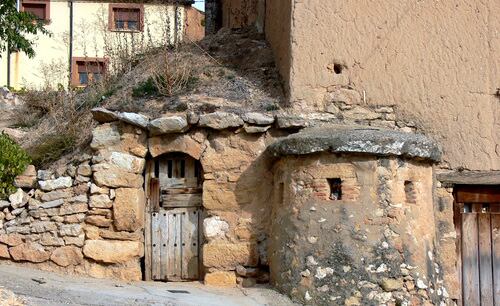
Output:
[[0, 108, 459, 303], [269, 153, 451, 305]]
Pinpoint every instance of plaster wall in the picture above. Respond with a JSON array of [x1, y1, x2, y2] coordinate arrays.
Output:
[[270, 0, 500, 171], [1, 1, 186, 89], [269, 154, 449, 304], [264, 0, 291, 92]]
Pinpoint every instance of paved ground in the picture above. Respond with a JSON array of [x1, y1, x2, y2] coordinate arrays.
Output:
[[0, 264, 296, 306]]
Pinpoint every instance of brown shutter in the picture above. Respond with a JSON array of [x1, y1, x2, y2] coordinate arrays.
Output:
[[114, 8, 140, 22], [77, 61, 104, 73], [24, 3, 46, 20]]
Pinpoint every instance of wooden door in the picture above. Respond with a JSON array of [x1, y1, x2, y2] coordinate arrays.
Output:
[[455, 185, 500, 306], [147, 153, 203, 282]]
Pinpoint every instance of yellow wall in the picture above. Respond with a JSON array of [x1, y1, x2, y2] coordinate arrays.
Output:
[[2, 0, 187, 89]]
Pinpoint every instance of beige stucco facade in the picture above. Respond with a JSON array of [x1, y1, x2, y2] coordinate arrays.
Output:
[[0, 0, 193, 90], [262, 0, 500, 171]]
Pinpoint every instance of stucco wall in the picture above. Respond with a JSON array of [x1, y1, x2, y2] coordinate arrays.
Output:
[[1, 1, 186, 89], [272, 0, 499, 171], [264, 0, 292, 96]]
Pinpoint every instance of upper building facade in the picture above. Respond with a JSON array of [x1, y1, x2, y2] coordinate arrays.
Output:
[[0, 0, 204, 89], [208, 0, 499, 172]]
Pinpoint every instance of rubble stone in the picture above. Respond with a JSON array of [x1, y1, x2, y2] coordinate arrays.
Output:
[[113, 188, 145, 232], [83, 240, 142, 264], [38, 177, 73, 191], [94, 169, 143, 188], [148, 116, 189, 135], [51, 246, 84, 267], [204, 271, 236, 287], [198, 112, 244, 129], [9, 243, 50, 263]]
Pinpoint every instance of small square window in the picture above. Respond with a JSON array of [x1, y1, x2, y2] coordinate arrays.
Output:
[[404, 181, 417, 204], [328, 178, 342, 201]]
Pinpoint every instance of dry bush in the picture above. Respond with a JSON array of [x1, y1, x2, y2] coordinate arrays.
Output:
[[150, 50, 199, 96]]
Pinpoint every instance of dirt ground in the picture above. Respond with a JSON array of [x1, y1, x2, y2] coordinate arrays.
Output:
[[0, 264, 296, 306]]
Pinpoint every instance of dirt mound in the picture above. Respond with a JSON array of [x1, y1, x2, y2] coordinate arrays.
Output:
[[10, 26, 285, 168]]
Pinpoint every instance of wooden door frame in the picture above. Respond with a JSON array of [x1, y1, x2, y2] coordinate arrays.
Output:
[[453, 184, 500, 305], [143, 154, 205, 282]]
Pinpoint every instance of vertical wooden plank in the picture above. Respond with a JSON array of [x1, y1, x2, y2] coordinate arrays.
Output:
[[144, 209, 152, 281], [478, 213, 494, 306], [491, 212, 500, 306], [462, 213, 480, 306], [181, 208, 199, 280], [174, 210, 182, 279], [150, 179, 160, 211], [151, 211, 161, 280], [185, 158, 195, 178], [167, 210, 182, 280], [173, 159, 181, 178], [159, 209, 169, 280]]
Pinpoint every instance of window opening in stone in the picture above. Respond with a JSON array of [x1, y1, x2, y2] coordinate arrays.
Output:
[[194, 162, 199, 178], [333, 63, 343, 74], [167, 160, 173, 178], [404, 181, 417, 204], [154, 160, 160, 178], [328, 178, 342, 200], [180, 159, 185, 178]]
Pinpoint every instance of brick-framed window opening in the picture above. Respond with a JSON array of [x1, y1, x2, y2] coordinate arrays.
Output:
[[21, 0, 50, 22], [71, 58, 107, 87], [109, 4, 144, 32]]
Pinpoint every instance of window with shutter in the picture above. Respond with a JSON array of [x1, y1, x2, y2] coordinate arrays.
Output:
[[109, 4, 143, 32], [71, 58, 107, 87], [22, 1, 50, 22]]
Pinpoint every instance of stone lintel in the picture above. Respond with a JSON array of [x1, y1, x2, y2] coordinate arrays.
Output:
[[266, 126, 441, 162]]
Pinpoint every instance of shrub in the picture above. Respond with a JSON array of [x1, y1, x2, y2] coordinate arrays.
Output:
[[0, 133, 31, 199], [28, 133, 76, 168]]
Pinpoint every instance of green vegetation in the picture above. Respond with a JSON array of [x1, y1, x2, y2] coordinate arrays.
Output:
[[28, 133, 76, 168], [0, 133, 31, 199], [132, 77, 158, 97], [0, 0, 50, 58]]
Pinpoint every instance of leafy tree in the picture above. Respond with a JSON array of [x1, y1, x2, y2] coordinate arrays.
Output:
[[0, 0, 49, 58]]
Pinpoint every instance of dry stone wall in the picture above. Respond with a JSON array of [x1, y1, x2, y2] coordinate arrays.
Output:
[[0, 106, 457, 304]]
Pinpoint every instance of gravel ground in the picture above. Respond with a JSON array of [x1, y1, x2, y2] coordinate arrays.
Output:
[[0, 263, 296, 306]]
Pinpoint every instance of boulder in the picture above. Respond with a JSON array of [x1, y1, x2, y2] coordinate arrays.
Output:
[[83, 240, 142, 264], [148, 116, 189, 135], [118, 112, 149, 129], [275, 115, 308, 129], [38, 177, 73, 191], [198, 112, 244, 129], [113, 188, 145, 232], [14, 175, 37, 188], [0, 244, 10, 258], [37, 170, 54, 180], [243, 125, 271, 134], [93, 169, 143, 188], [50, 246, 84, 267], [9, 243, 50, 263], [90, 123, 121, 150], [0, 233, 24, 246], [89, 194, 112, 208], [203, 241, 258, 269], [91, 108, 119, 123], [203, 216, 229, 240], [204, 271, 236, 287], [39, 199, 64, 209], [8, 189, 28, 209], [242, 112, 275, 125], [108, 152, 145, 173], [59, 224, 82, 237], [41, 190, 73, 202], [0, 201, 10, 209], [85, 215, 112, 228]]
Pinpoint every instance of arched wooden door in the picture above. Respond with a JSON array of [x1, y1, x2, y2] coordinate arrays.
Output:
[[145, 153, 203, 281]]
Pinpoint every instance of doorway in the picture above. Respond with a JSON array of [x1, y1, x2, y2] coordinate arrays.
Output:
[[145, 153, 203, 281], [454, 185, 499, 305]]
